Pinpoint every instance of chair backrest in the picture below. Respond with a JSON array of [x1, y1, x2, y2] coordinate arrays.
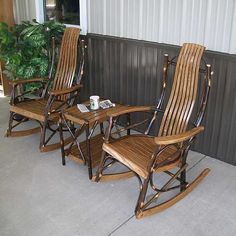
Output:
[[52, 27, 80, 97], [158, 43, 205, 137]]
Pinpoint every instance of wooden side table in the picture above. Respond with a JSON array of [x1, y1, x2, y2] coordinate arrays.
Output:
[[59, 102, 131, 179]]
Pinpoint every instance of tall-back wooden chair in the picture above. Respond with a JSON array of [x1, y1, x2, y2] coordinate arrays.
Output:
[[6, 27, 85, 152], [95, 43, 212, 219]]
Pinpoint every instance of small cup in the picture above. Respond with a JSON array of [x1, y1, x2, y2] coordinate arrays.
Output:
[[90, 95, 100, 110]]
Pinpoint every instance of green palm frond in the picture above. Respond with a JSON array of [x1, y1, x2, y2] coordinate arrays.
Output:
[[0, 19, 65, 89]]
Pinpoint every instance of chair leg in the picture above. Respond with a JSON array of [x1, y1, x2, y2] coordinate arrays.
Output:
[[59, 118, 66, 166], [135, 176, 150, 218], [6, 112, 14, 137], [94, 150, 108, 182], [100, 123, 104, 135], [39, 120, 47, 151], [180, 151, 188, 191], [180, 169, 187, 191]]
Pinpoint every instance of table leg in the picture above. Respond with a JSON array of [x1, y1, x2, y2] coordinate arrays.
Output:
[[86, 121, 99, 179], [86, 126, 92, 179], [100, 123, 104, 134], [59, 114, 66, 165], [127, 113, 131, 135], [60, 114, 87, 165]]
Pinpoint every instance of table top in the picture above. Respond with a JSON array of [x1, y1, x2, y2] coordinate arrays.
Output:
[[63, 102, 127, 125]]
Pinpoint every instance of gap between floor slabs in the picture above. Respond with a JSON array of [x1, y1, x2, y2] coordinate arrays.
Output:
[[187, 155, 207, 173], [108, 214, 134, 236]]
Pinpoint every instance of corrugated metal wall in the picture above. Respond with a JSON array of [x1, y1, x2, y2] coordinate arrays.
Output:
[[88, 0, 236, 54], [13, 0, 37, 24]]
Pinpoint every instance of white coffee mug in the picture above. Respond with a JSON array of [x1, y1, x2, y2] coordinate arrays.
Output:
[[90, 95, 100, 110]]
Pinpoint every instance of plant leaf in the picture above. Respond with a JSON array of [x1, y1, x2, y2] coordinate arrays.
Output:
[[24, 65, 36, 78]]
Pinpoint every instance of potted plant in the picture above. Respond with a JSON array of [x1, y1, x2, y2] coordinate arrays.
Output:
[[0, 20, 65, 91]]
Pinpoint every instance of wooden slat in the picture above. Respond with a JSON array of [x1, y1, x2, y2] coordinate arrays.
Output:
[[10, 99, 63, 122], [169, 44, 196, 134], [159, 43, 205, 136], [179, 45, 204, 132], [67, 134, 104, 168], [52, 28, 80, 101]]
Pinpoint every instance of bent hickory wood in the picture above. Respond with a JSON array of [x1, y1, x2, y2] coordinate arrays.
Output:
[[95, 43, 212, 219], [60, 102, 135, 180], [6, 27, 85, 152]]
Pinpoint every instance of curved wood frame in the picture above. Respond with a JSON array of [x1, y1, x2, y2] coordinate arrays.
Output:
[[92, 151, 135, 181], [92, 171, 135, 182], [136, 168, 210, 219], [6, 28, 85, 152], [95, 43, 213, 219], [5, 126, 41, 137]]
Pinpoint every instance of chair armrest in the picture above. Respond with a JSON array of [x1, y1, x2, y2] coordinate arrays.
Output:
[[107, 106, 154, 117], [9, 78, 49, 85], [50, 84, 83, 96], [154, 126, 204, 146]]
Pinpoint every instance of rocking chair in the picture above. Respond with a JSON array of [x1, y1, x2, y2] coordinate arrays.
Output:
[[6, 27, 85, 152], [95, 43, 212, 218]]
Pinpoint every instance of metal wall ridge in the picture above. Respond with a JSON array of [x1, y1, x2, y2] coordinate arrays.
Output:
[[87, 33, 236, 62]]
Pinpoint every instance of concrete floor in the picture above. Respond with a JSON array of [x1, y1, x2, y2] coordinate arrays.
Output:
[[0, 93, 236, 236]]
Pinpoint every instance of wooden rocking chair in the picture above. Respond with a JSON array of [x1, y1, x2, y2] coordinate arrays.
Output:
[[95, 43, 212, 218], [6, 27, 85, 152]]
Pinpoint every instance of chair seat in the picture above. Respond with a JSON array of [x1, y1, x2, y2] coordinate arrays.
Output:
[[10, 99, 64, 122], [103, 135, 181, 178]]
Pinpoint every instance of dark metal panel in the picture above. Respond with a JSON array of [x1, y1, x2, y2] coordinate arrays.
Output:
[[86, 33, 236, 166]]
